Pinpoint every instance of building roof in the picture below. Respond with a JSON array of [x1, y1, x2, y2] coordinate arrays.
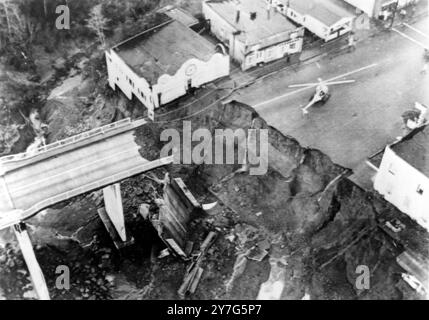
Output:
[[113, 16, 215, 84], [390, 125, 429, 178], [287, 0, 354, 26], [204, 0, 299, 45], [159, 5, 199, 27]]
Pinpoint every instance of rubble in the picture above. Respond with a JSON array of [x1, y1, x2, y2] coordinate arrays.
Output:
[[138, 204, 150, 220], [158, 249, 170, 259], [257, 255, 288, 300], [178, 231, 217, 298]]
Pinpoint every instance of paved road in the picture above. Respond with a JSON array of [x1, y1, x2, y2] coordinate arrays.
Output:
[[231, 18, 429, 170]]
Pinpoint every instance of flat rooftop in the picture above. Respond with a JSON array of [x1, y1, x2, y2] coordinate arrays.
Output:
[[391, 125, 429, 177], [288, 0, 354, 26], [113, 15, 215, 84], [205, 0, 299, 45], [367, 125, 429, 177]]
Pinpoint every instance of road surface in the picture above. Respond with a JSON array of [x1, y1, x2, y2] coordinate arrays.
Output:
[[231, 18, 429, 170], [0, 119, 172, 229]]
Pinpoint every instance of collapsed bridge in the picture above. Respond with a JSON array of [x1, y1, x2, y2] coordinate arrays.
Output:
[[0, 118, 173, 299]]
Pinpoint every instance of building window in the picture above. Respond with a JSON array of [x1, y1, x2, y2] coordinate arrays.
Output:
[[417, 185, 424, 195], [247, 54, 255, 65], [290, 42, 296, 50]]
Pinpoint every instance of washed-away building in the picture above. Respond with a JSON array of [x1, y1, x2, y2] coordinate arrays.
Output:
[[203, 0, 305, 71], [267, 0, 355, 42], [369, 125, 429, 231], [105, 13, 230, 119]]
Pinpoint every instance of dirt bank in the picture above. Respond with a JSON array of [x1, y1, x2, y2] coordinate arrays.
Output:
[[1, 86, 418, 299]]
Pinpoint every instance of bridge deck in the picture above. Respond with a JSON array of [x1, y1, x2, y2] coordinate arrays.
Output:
[[0, 119, 172, 230]]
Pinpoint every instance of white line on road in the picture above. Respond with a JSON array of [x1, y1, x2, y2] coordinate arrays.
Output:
[[392, 28, 429, 50], [403, 23, 429, 40], [253, 63, 379, 108]]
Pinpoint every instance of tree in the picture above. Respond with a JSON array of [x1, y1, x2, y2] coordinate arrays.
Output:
[[86, 4, 109, 48], [0, 0, 27, 44]]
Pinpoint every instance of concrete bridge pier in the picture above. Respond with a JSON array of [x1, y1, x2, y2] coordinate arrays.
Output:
[[98, 183, 134, 249], [13, 223, 50, 300]]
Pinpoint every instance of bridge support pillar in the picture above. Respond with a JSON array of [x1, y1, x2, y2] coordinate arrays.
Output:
[[98, 183, 134, 249], [13, 223, 50, 300]]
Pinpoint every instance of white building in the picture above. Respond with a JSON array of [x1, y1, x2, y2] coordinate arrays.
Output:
[[203, 0, 305, 71], [344, 0, 420, 20], [372, 125, 429, 231], [267, 0, 355, 42], [105, 13, 230, 120]]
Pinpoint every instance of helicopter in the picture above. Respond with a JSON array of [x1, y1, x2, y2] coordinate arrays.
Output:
[[289, 78, 356, 114]]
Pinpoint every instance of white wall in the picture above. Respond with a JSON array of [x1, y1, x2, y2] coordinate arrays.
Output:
[[106, 49, 156, 118], [153, 53, 230, 104], [374, 146, 429, 231], [243, 35, 303, 70], [328, 17, 354, 40], [286, 8, 353, 42], [285, 7, 306, 25]]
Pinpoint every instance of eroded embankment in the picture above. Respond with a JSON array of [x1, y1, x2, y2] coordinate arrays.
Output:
[[128, 97, 409, 299], [0, 91, 416, 300]]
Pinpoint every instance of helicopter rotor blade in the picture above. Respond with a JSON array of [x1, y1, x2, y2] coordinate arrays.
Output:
[[324, 80, 356, 85], [288, 83, 319, 88]]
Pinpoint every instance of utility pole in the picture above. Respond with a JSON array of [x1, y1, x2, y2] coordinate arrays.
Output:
[[388, 0, 400, 29]]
